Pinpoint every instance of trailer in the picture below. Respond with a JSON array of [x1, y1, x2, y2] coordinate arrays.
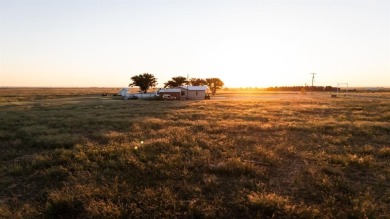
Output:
[[118, 88, 158, 100]]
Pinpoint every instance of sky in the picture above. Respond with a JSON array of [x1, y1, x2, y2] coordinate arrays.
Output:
[[0, 0, 389, 88]]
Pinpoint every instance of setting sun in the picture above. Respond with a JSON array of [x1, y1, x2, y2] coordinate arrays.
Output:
[[1, 0, 388, 88]]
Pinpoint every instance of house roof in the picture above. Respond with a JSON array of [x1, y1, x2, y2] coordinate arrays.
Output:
[[158, 88, 181, 93], [178, 86, 208, 91]]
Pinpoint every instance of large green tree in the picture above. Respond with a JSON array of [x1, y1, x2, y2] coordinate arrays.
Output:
[[129, 73, 157, 93], [206, 78, 224, 95], [189, 78, 207, 86], [164, 76, 188, 88]]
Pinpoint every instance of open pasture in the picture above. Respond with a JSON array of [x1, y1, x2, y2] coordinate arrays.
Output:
[[0, 89, 389, 218], [0, 87, 120, 102]]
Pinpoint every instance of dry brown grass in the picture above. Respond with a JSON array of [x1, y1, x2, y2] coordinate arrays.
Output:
[[0, 88, 389, 218], [0, 87, 121, 102]]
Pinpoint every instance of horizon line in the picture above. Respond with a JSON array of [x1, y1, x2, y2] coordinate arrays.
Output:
[[1, 86, 389, 89]]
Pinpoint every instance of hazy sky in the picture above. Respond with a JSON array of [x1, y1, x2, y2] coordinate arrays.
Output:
[[1, 0, 389, 88]]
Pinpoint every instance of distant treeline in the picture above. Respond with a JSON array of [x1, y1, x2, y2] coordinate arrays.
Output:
[[265, 86, 349, 92]]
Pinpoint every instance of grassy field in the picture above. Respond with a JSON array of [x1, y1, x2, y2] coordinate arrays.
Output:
[[0, 88, 121, 102], [0, 88, 389, 218]]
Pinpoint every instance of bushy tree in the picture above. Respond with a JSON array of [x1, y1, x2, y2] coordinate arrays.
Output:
[[129, 73, 157, 93], [164, 76, 188, 88], [189, 78, 207, 86], [206, 78, 224, 95]]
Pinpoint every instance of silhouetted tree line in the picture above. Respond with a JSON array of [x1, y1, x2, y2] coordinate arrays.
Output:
[[164, 77, 224, 95], [129, 73, 224, 95], [266, 86, 338, 92]]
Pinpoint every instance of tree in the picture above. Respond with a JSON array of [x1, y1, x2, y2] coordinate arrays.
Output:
[[206, 78, 224, 95], [129, 73, 157, 93], [164, 76, 188, 88], [189, 78, 207, 86]]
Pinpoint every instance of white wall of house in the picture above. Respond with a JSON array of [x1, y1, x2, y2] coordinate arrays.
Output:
[[179, 86, 207, 100], [180, 90, 205, 99]]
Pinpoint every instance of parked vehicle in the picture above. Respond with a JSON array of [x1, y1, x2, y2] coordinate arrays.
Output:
[[162, 94, 176, 100]]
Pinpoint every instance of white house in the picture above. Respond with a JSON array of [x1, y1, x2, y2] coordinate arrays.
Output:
[[178, 86, 208, 100]]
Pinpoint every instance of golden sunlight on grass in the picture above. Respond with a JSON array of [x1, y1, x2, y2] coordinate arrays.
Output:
[[0, 88, 389, 218]]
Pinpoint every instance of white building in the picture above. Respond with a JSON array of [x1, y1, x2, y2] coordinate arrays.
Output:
[[178, 86, 208, 100]]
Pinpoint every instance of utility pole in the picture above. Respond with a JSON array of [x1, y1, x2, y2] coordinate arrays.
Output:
[[310, 73, 316, 87]]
